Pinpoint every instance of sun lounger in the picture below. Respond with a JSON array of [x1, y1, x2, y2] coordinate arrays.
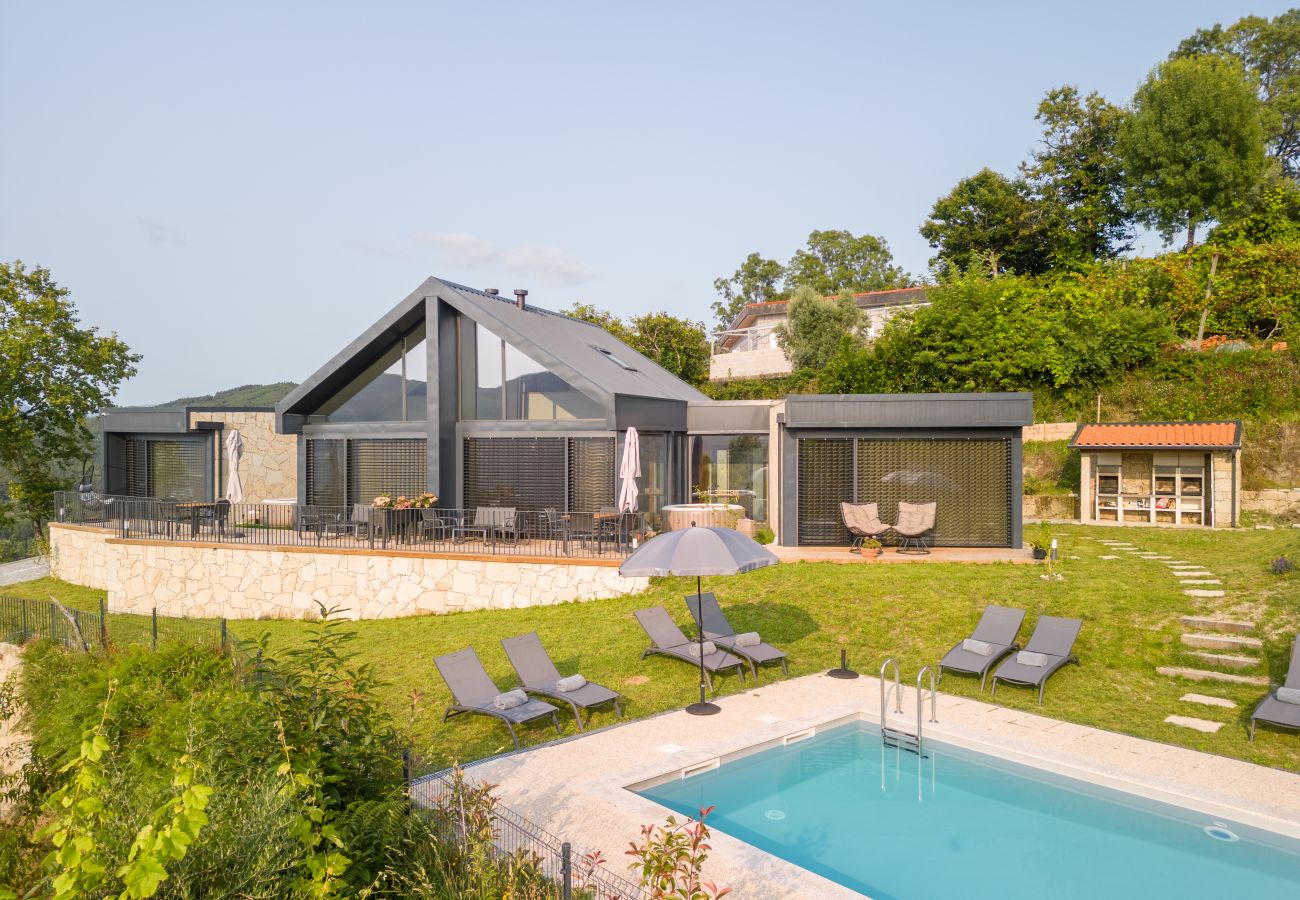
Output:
[[938, 605, 1026, 690], [990, 615, 1082, 704], [633, 606, 747, 691], [501, 631, 622, 731], [684, 592, 788, 678], [433, 647, 561, 748], [1250, 632, 1300, 742]]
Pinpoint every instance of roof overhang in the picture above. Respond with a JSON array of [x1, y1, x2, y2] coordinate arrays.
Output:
[[783, 393, 1034, 429], [1068, 421, 1242, 451]]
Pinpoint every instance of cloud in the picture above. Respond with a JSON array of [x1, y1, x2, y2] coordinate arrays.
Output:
[[135, 216, 187, 246], [374, 230, 595, 285]]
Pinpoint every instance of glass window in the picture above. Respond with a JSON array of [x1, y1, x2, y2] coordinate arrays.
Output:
[[690, 434, 769, 523], [468, 321, 603, 420], [476, 325, 504, 420], [313, 323, 426, 422]]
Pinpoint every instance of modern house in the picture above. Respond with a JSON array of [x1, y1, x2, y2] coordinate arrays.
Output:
[[98, 276, 1028, 549], [709, 286, 929, 380]]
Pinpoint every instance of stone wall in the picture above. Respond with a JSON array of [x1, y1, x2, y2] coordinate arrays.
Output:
[[1023, 422, 1079, 443], [1022, 494, 1077, 521], [49, 525, 648, 620], [1242, 488, 1300, 517], [709, 347, 792, 381], [187, 410, 297, 502], [1211, 450, 1238, 527]]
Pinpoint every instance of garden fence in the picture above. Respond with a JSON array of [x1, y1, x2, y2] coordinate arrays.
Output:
[[0, 594, 104, 652]]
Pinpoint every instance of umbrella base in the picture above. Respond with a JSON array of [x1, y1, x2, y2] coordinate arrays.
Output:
[[827, 668, 860, 679], [686, 702, 722, 716]]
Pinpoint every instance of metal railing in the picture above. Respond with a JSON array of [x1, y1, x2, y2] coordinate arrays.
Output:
[[0, 594, 104, 651], [413, 768, 645, 900], [711, 324, 781, 354], [54, 492, 648, 560]]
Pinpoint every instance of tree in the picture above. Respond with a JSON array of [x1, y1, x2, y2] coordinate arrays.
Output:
[[624, 311, 712, 386], [816, 334, 881, 394], [1118, 55, 1266, 250], [1173, 10, 1300, 177], [775, 285, 865, 372], [920, 168, 1050, 276], [1022, 86, 1132, 267], [784, 229, 909, 296], [710, 253, 785, 331], [0, 262, 139, 533], [564, 302, 633, 342]]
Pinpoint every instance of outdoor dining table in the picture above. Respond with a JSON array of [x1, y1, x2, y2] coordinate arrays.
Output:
[[173, 501, 216, 537]]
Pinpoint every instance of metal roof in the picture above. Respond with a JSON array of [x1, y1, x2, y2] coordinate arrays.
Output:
[[1069, 421, 1242, 450], [783, 393, 1034, 429], [276, 276, 707, 432]]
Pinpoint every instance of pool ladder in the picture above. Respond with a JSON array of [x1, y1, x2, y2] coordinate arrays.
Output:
[[879, 658, 938, 755]]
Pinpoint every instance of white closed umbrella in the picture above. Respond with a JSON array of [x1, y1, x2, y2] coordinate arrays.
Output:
[[617, 426, 640, 513], [225, 430, 244, 503]]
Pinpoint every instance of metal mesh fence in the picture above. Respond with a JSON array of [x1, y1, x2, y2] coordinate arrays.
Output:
[[0, 595, 103, 651]]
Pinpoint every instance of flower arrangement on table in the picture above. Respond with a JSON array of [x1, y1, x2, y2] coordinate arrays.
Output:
[[372, 492, 438, 510]]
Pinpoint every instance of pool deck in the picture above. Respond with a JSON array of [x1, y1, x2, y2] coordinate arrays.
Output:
[[463, 672, 1300, 899]]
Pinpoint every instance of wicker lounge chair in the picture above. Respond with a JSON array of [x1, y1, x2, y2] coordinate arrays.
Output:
[[991, 616, 1082, 704], [501, 631, 622, 731], [684, 592, 788, 678], [633, 606, 747, 691], [1250, 633, 1300, 742], [893, 501, 936, 554], [433, 647, 561, 748], [840, 501, 890, 553], [938, 605, 1026, 690]]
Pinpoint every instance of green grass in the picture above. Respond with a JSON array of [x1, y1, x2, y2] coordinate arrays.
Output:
[[9, 525, 1300, 772]]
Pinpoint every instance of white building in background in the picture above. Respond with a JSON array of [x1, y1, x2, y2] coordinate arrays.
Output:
[[709, 286, 929, 381]]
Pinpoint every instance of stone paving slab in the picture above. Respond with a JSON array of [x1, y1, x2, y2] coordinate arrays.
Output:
[[1099, 555, 1120, 560], [1179, 616, 1256, 634], [1180, 693, 1237, 709], [463, 673, 1300, 897], [1157, 666, 1269, 685], [1165, 715, 1224, 733], [1181, 633, 1263, 651], [1180, 579, 1222, 585], [1187, 651, 1258, 670], [1184, 588, 1227, 598]]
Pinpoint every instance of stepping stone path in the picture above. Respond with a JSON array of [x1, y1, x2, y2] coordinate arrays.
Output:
[[1163, 715, 1223, 733], [1180, 633, 1262, 651], [1179, 579, 1221, 585], [1179, 693, 1237, 709], [1183, 589, 1226, 598], [1099, 555, 1120, 560]]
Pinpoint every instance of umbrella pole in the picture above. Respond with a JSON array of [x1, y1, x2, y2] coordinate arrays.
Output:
[[686, 575, 721, 716]]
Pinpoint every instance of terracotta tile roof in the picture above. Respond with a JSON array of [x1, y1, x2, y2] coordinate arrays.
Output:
[[1069, 422, 1241, 450]]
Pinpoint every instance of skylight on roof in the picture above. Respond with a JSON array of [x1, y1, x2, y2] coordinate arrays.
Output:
[[593, 346, 638, 371]]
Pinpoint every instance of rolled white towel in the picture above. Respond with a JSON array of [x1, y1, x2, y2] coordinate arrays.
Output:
[[556, 674, 587, 693], [493, 689, 528, 710], [735, 631, 761, 648], [687, 641, 718, 658], [1016, 651, 1048, 667], [962, 638, 995, 656], [1277, 686, 1300, 706]]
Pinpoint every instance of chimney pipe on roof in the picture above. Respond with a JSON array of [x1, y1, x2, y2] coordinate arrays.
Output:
[[514, 288, 528, 310], [484, 288, 499, 296]]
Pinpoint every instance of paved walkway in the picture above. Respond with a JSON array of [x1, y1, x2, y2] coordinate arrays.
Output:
[[460, 672, 1300, 899], [0, 557, 47, 587]]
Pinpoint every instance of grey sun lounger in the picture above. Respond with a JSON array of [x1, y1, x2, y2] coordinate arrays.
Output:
[[1251, 632, 1300, 742], [501, 631, 622, 731], [938, 605, 1026, 690], [634, 606, 747, 691], [990, 615, 1082, 705], [684, 592, 788, 678], [433, 647, 561, 749]]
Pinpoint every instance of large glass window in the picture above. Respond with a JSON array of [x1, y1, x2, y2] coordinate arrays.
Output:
[[462, 436, 615, 510], [304, 437, 426, 507], [123, 437, 209, 500], [466, 321, 603, 420], [690, 434, 769, 523], [313, 323, 427, 422]]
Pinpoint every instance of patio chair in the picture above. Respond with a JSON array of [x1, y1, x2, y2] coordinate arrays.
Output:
[[990, 616, 1082, 704], [536, 508, 570, 554], [893, 501, 936, 554], [198, 498, 232, 538], [417, 507, 456, 542], [433, 647, 562, 749], [938, 605, 1026, 690], [1250, 632, 1300, 742], [684, 592, 788, 678], [457, 507, 515, 546], [501, 631, 622, 730], [633, 606, 747, 691], [840, 501, 890, 553]]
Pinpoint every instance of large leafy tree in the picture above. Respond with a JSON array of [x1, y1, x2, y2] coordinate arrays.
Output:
[[920, 168, 1049, 276], [564, 303, 710, 386], [1118, 55, 1266, 249], [1022, 86, 1133, 266], [775, 285, 865, 372], [710, 252, 785, 331], [0, 262, 139, 532], [784, 229, 909, 296], [1174, 10, 1300, 177]]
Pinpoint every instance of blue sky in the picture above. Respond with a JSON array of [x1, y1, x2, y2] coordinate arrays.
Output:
[[2, 1, 1290, 405]]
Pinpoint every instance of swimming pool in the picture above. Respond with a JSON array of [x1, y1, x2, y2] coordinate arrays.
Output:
[[635, 722, 1300, 899]]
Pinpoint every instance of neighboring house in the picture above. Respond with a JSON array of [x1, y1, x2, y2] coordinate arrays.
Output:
[[709, 286, 929, 380], [98, 277, 1029, 548]]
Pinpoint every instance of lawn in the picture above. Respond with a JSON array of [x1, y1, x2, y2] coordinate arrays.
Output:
[[9, 525, 1300, 773]]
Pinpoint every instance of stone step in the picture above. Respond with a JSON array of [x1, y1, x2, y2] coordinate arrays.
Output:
[[1156, 666, 1269, 685], [1179, 616, 1255, 634], [1184, 589, 1226, 598], [1179, 693, 1237, 709], [1164, 715, 1224, 733], [1181, 633, 1263, 651], [1185, 651, 1259, 670], [1179, 579, 1222, 585]]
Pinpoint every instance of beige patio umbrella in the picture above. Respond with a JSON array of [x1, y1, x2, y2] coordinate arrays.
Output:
[[225, 430, 244, 503], [617, 426, 640, 513]]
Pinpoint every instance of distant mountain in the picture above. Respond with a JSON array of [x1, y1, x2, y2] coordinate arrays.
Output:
[[157, 382, 298, 408]]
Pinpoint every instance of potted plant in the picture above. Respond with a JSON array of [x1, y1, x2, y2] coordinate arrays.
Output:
[[862, 537, 883, 559], [1028, 523, 1052, 560]]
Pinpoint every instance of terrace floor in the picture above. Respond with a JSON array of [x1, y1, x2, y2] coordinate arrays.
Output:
[[459, 672, 1300, 899]]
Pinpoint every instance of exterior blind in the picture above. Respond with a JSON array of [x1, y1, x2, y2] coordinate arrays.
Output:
[[347, 438, 427, 506], [462, 437, 567, 510], [123, 437, 208, 500], [796, 438, 854, 545], [305, 439, 346, 507], [568, 437, 615, 511]]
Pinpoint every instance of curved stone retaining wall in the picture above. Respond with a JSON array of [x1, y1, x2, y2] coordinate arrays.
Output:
[[49, 525, 648, 620]]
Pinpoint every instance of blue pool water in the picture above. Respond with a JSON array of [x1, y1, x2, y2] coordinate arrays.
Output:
[[636, 723, 1300, 899]]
